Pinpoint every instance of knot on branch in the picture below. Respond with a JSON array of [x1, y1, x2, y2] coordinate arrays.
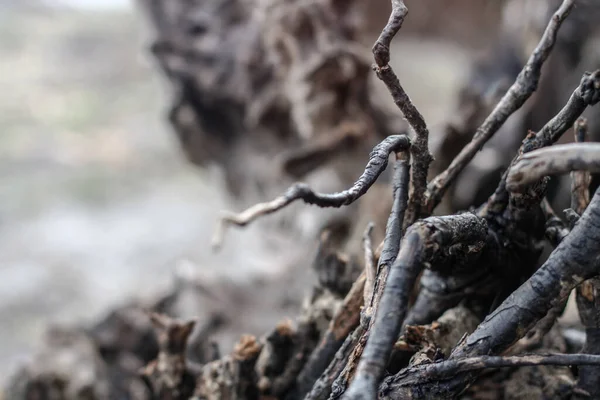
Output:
[[372, 43, 390, 67], [411, 213, 488, 274], [580, 70, 600, 106]]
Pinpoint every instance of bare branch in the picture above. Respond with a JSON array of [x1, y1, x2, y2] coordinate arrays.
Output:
[[426, 0, 576, 212], [524, 71, 600, 151], [379, 187, 600, 398], [364, 149, 410, 320], [346, 213, 488, 400], [327, 150, 411, 398], [382, 353, 600, 389], [572, 117, 591, 215], [487, 70, 600, 210], [573, 118, 600, 399], [372, 0, 433, 227], [362, 223, 376, 308], [212, 135, 410, 249], [507, 143, 600, 192], [541, 198, 570, 246]]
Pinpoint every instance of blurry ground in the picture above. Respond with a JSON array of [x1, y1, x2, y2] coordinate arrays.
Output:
[[0, 0, 470, 387]]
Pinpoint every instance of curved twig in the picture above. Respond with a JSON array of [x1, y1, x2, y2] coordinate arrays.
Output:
[[426, 0, 576, 212], [212, 135, 410, 249], [507, 143, 600, 192], [328, 150, 411, 398]]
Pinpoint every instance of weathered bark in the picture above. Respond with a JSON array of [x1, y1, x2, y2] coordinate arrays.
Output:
[[380, 186, 600, 399]]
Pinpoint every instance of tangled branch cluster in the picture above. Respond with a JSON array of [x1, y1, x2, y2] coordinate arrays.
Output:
[[8, 0, 600, 399]]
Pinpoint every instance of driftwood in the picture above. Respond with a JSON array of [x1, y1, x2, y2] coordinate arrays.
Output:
[[7, 0, 600, 399]]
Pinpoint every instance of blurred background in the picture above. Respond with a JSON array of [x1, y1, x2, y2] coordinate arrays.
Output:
[[0, 0, 308, 383], [2, 0, 598, 393]]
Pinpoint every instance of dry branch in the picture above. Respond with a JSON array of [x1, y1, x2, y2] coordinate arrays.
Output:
[[569, 117, 600, 399], [380, 186, 600, 399], [362, 223, 376, 308], [571, 117, 591, 214], [486, 69, 600, 212], [346, 213, 488, 400], [540, 198, 570, 246], [312, 150, 411, 400], [372, 0, 433, 226], [212, 135, 410, 249], [387, 353, 600, 382], [426, 0, 576, 212], [507, 143, 600, 192]]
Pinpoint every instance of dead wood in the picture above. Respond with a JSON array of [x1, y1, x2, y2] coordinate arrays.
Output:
[[9, 0, 600, 399], [426, 0, 577, 213]]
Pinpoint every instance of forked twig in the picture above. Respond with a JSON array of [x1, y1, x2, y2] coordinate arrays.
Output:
[[212, 135, 410, 249], [507, 143, 600, 192], [426, 0, 576, 212], [372, 0, 433, 227]]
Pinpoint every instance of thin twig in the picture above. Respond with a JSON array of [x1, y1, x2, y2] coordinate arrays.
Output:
[[541, 198, 570, 246], [372, 0, 433, 227], [212, 135, 410, 249], [571, 117, 591, 215], [346, 213, 489, 400], [385, 354, 600, 385], [362, 223, 376, 308], [507, 143, 600, 192], [426, 0, 576, 212], [487, 70, 600, 211], [330, 150, 411, 397], [524, 71, 600, 151]]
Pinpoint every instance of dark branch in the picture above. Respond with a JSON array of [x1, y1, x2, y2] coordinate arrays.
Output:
[[363, 223, 376, 308], [381, 354, 600, 389], [324, 150, 411, 399], [346, 213, 488, 400], [541, 198, 569, 246], [372, 0, 433, 227], [571, 117, 591, 215], [364, 150, 411, 320], [212, 135, 410, 249], [487, 69, 600, 211], [507, 143, 600, 192], [294, 273, 365, 397], [426, 0, 576, 212], [378, 186, 600, 398]]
